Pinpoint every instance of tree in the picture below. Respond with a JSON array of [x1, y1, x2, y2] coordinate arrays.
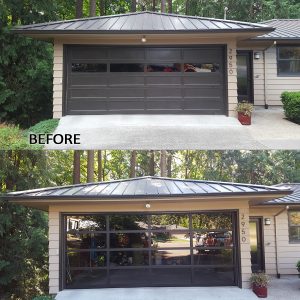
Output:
[[161, 0, 166, 12], [131, 0, 137, 12], [130, 150, 137, 177], [168, 0, 172, 13], [73, 150, 81, 184], [160, 150, 167, 177], [97, 150, 103, 181], [87, 150, 95, 182], [76, 0, 84, 18], [89, 0, 97, 17]]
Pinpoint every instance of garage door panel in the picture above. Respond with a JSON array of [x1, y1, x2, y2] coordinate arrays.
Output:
[[70, 75, 108, 86], [146, 99, 182, 110], [184, 87, 223, 97], [108, 76, 145, 86], [108, 99, 145, 111], [66, 46, 226, 115], [147, 48, 181, 60], [109, 88, 145, 98], [70, 88, 108, 98], [70, 47, 108, 60], [109, 48, 145, 60], [146, 76, 182, 86], [147, 87, 182, 97]]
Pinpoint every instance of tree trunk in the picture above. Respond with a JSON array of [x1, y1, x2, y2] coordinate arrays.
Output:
[[167, 151, 172, 177], [168, 0, 172, 13], [73, 150, 81, 184], [130, 151, 137, 178], [149, 150, 155, 176], [185, 0, 189, 15], [87, 150, 95, 183], [152, 0, 157, 11], [76, 0, 84, 18], [89, 0, 97, 17], [131, 0, 137, 12], [97, 150, 102, 181], [161, 0, 166, 13], [99, 0, 105, 15], [160, 150, 167, 177]]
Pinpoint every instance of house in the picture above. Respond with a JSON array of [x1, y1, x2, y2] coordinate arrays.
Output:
[[5, 177, 300, 295], [12, 12, 300, 118]]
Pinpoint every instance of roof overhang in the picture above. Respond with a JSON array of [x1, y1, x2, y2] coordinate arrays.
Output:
[[3, 190, 291, 211]]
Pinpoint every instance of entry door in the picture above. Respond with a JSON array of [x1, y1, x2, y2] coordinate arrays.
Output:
[[249, 217, 265, 272], [237, 51, 253, 103]]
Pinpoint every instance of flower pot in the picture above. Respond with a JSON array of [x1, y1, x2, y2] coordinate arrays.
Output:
[[238, 112, 251, 125], [252, 284, 268, 298]]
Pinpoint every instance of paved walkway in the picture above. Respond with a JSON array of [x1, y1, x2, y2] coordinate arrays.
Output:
[[46, 107, 299, 150], [55, 276, 300, 300]]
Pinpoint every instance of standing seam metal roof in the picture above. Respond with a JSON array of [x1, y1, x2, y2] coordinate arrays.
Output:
[[267, 183, 300, 204], [6, 176, 290, 199], [257, 19, 300, 39], [12, 11, 273, 34]]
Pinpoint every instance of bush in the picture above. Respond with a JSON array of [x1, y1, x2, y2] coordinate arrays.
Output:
[[26, 119, 59, 135], [281, 91, 300, 124], [0, 124, 29, 149]]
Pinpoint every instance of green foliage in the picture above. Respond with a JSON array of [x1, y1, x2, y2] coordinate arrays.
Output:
[[0, 124, 29, 149], [250, 272, 270, 287], [296, 260, 300, 271], [26, 119, 59, 135], [281, 91, 300, 124], [235, 101, 254, 116]]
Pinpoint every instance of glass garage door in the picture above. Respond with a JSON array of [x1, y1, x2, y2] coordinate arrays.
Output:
[[64, 211, 238, 288]]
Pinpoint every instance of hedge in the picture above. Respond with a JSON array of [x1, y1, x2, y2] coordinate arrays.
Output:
[[281, 91, 300, 124]]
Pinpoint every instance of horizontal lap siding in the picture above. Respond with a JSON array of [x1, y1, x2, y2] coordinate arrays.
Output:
[[250, 207, 300, 276], [252, 47, 300, 106], [53, 42, 63, 118]]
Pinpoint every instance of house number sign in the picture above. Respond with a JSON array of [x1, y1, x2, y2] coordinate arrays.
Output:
[[228, 48, 234, 75], [240, 213, 247, 243]]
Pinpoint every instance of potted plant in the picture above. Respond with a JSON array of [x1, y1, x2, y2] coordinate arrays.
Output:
[[296, 260, 300, 277], [235, 101, 254, 125], [250, 272, 270, 298]]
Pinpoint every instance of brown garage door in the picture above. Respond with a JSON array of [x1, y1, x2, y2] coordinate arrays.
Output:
[[65, 46, 226, 115]]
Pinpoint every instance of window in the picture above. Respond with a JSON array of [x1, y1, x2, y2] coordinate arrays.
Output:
[[110, 63, 144, 72], [184, 63, 219, 73], [146, 63, 181, 72], [277, 46, 300, 76], [289, 211, 300, 242], [72, 63, 107, 72]]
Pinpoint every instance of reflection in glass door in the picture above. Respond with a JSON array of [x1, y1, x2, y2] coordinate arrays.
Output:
[[237, 51, 253, 103], [250, 217, 265, 272]]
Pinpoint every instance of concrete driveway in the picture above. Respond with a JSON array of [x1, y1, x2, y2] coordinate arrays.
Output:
[[55, 275, 300, 300], [46, 107, 299, 150]]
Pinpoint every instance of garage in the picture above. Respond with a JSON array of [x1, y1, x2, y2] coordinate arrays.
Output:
[[65, 45, 226, 115], [64, 211, 238, 288]]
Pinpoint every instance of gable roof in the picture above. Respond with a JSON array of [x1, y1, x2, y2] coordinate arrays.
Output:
[[6, 176, 290, 199], [266, 183, 300, 205], [12, 11, 273, 35], [256, 19, 300, 40]]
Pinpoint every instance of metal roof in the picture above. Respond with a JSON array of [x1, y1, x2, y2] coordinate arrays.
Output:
[[12, 11, 273, 35], [266, 183, 300, 205], [256, 19, 300, 40], [6, 176, 290, 200]]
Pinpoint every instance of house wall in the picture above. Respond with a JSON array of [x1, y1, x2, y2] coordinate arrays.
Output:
[[52, 37, 238, 118], [238, 45, 300, 106], [48, 198, 251, 294], [250, 206, 300, 276]]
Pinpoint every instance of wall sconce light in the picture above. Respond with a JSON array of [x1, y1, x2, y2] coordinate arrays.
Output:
[[145, 203, 151, 209], [264, 218, 271, 225], [254, 52, 260, 59], [141, 36, 147, 43]]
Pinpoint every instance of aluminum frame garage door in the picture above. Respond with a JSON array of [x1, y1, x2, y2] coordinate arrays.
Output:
[[63, 211, 239, 289], [65, 45, 226, 115]]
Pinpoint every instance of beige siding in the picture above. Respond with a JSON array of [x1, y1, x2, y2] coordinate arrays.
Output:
[[252, 46, 300, 106], [250, 206, 300, 276], [53, 42, 63, 118], [52, 37, 238, 118], [48, 198, 252, 293]]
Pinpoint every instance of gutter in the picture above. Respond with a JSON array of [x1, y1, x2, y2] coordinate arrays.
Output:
[[274, 205, 289, 278]]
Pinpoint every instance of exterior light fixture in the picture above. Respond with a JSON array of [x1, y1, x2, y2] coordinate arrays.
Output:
[[145, 203, 151, 209], [254, 52, 260, 59], [141, 36, 147, 43], [264, 218, 271, 225]]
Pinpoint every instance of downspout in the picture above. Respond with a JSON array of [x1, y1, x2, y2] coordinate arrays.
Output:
[[274, 205, 289, 278], [263, 41, 277, 109]]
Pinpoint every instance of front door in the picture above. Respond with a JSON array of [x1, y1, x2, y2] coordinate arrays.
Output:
[[237, 51, 253, 103], [249, 217, 265, 272]]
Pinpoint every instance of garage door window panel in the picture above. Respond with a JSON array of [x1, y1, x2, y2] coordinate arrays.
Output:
[[184, 63, 220, 73], [147, 63, 181, 72], [71, 63, 107, 72], [110, 63, 144, 72]]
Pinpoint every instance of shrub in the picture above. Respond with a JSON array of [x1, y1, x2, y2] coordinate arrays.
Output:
[[26, 119, 59, 135], [249, 272, 270, 288], [281, 91, 300, 124], [235, 101, 254, 116], [0, 124, 29, 149]]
